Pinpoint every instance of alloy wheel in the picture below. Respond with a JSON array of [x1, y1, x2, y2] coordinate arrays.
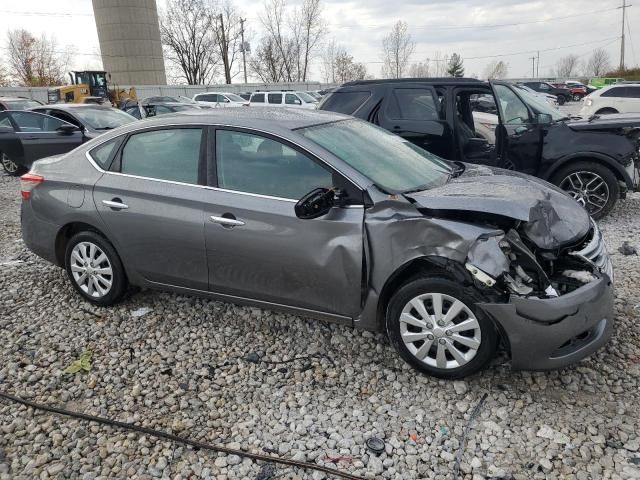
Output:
[[559, 171, 610, 216], [399, 292, 481, 370], [1, 153, 18, 174], [70, 241, 113, 298]]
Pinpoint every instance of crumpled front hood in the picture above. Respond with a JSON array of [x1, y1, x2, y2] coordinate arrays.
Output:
[[567, 113, 640, 131], [407, 164, 590, 250]]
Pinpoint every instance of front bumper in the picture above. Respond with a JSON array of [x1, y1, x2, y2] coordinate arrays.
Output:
[[479, 274, 614, 370]]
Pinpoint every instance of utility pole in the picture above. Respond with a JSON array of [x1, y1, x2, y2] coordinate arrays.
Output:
[[529, 55, 536, 78], [218, 14, 231, 84], [536, 51, 540, 78], [619, 0, 631, 71], [240, 17, 248, 84]]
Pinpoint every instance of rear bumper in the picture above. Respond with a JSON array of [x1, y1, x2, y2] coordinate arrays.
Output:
[[21, 200, 60, 266], [479, 274, 614, 370]]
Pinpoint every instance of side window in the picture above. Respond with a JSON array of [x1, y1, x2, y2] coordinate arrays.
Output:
[[601, 87, 624, 98], [268, 93, 283, 104], [285, 93, 301, 105], [493, 85, 530, 125], [0, 112, 12, 129], [120, 128, 202, 184], [9, 111, 68, 132], [627, 87, 640, 99], [538, 83, 550, 90], [125, 106, 141, 119], [251, 93, 265, 103], [388, 88, 439, 120], [90, 138, 120, 170], [215, 130, 333, 199], [319, 91, 370, 114]]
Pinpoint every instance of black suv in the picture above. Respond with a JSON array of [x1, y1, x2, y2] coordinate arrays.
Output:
[[519, 81, 572, 105], [318, 78, 640, 219]]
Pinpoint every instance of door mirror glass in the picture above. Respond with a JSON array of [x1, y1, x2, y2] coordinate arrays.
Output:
[[57, 124, 79, 135], [295, 188, 335, 219], [535, 113, 552, 126]]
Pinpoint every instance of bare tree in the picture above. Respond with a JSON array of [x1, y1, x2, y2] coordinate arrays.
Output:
[[160, 0, 220, 85], [381, 21, 415, 79], [249, 37, 288, 82], [484, 60, 508, 79], [6, 29, 68, 86], [290, 0, 325, 81], [586, 48, 611, 77], [259, 0, 295, 81], [408, 60, 430, 78], [215, 1, 244, 84], [320, 38, 337, 83], [332, 48, 366, 83], [555, 54, 581, 78], [430, 51, 449, 77], [0, 63, 9, 87]]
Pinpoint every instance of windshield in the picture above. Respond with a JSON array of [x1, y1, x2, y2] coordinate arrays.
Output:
[[299, 119, 452, 193], [296, 92, 317, 103], [178, 96, 197, 104], [5, 100, 41, 110], [515, 87, 567, 121], [73, 108, 137, 130], [225, 93, 246, 102]]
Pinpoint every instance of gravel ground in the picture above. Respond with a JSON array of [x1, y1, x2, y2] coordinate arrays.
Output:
[[1, 170, 639, 480]]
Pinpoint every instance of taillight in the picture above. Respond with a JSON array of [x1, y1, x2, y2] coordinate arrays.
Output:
[[20, 174, 44, 199]]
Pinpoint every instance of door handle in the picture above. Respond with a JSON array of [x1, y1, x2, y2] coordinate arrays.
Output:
[[210, 215, 245, 227], [102, 199, 129, 210]]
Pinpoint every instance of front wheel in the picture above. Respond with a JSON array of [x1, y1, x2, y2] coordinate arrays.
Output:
[[1, 152, 27, 176], [386, 277, 498, 379], [551, 161, 619, 219], [572, 94, 583, 102]]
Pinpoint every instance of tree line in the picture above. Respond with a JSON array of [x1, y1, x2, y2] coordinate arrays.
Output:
[[0, 0, 636, 87]]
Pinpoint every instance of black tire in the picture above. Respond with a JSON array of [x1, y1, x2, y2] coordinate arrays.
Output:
[[572, 94, 583, 102], [595, 108, 618, 115], [1, 152, 27, 177], [550, 161, 619, 220], [386, 277, 498, 379], [556, 95, 566, 106], [64, 231, 127, 306]]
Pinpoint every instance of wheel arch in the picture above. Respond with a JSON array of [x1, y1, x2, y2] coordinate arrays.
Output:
[[542, 153, 634, 190], [54, 221, 120, 268]]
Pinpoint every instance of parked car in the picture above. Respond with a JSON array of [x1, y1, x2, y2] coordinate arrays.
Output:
[[579, 84, 640, 116], [565, 80, 597, 95], [0, 97, 44, 111], [556, 84, 588, 102], [0, 110, 84, 175], [513, 84, 559, 108], [319, 78, 640, 218], [20, 108, 614, 378], [519, 81, 571, 105], [30, 104, 137, 138], [193, 92, 249, 107], [306, 91, 323, 101], [249, 91, 318, 109], [123, 101, 200, 119], [589, 77, 625, 89], [1, 106, 135, 176]]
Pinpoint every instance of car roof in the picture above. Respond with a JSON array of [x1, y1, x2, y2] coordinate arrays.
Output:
[[33, 104, 115, 111], [342, 77, 484, 87], [0, 96, 41, 101], [129, 107, 348, 131]]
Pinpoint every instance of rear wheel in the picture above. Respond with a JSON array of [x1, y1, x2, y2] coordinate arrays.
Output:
[[551, 161, 619, 219], [572, 94, 583, 102], [64, 231, 127, 306], [595, 108, 618, 115], [386, 277, 497, 379], [1, 152, 27, 176]]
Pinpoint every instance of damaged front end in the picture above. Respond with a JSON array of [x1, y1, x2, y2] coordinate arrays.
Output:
[[466, 219, 614, 370]]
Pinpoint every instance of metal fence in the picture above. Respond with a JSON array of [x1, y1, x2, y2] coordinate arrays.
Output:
[[0, 82, 339, 103]]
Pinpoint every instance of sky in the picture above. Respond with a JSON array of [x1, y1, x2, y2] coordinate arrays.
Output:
[[0, 0, 638, 83]]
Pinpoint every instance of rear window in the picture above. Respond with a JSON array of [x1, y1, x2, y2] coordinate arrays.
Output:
[[601, 87, 625, 98], [319, 91, 370, 115]]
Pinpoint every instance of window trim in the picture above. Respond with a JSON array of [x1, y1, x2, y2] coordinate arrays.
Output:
[[85, 122, 366, 202], [109, 125, 208, 186]]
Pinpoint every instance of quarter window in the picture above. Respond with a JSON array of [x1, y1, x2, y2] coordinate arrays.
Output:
[[215, 130, 333, 199], [90, 139, 119, 170], [120, 128, 202, 184]]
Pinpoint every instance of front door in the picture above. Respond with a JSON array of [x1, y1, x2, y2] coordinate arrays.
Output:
[[491, 83, 542, 175], [6, 111, 84, 166], [92, 127, 209, 290], [203, 128, 364, 318]]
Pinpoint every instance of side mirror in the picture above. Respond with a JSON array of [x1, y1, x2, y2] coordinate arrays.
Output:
[[56, 124, 79, 135], [294, 99, 302, 105], [295, 188, 335, 219], [536, 113, 552, 126]]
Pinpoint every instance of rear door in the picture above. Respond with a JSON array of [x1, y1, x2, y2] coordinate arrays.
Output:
[[377, 85, 451, 159], [491, 83, 542, 174], [92, 126, 209, 290], [4, 111, 83, 166], [202, 127, 364, 318]]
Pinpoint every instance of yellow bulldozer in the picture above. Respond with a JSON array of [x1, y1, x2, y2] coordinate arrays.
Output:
[[47, 71, 137, 107]]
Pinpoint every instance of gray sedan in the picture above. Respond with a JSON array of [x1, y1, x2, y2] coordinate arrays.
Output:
[[20, 108, 614, 378]]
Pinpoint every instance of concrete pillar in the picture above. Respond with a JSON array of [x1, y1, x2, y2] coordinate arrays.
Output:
[[92, 0, 167, 85]]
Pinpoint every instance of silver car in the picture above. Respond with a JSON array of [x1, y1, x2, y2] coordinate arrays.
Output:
[[20, 108, 614, 378]]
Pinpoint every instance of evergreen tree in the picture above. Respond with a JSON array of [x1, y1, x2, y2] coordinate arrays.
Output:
[[447, 53, 465, 77]]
